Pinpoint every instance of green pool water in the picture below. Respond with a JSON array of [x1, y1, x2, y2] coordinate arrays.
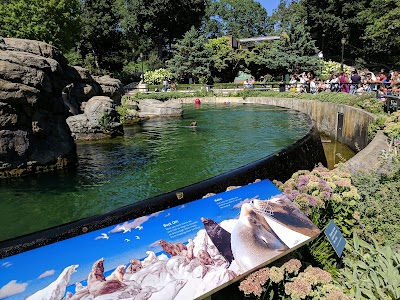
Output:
[[0, 103, 350, 242]]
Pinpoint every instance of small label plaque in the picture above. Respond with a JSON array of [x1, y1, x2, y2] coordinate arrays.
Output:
[[324, 220, 346, 257]]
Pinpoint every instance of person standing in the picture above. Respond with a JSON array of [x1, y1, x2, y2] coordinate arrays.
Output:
[[350, 70, 361, 94], [339, 71, 350, 93], [163, 78, 169, 92]]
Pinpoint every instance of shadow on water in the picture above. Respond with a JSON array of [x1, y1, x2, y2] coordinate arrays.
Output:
[[320, 133, 355, 169]]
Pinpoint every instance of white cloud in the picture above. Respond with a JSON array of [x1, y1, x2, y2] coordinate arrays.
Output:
[[0, 280, 28, 299], [1, 262, 12, 268], [38, 269, 55, 279]]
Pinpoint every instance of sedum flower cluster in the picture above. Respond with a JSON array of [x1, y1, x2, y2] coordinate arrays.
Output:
[[274, 165, 360, 233], [239, 259, 350, 300], [239, 259, 301, 297]]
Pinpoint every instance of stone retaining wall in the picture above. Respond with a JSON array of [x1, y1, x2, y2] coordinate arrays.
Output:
[[174, 97, 376, 152]]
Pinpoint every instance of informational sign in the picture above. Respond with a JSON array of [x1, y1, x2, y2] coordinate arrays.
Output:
[[0, 180, 320, 300], [324, 220, 346, 257]]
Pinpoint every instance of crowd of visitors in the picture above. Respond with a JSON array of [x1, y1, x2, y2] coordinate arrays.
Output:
[[289, 69, 400, 97]]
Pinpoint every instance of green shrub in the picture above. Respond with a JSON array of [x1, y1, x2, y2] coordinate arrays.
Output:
[[98, 113, 113, 133], [384, 111, 400, 140], [338, 234, 400, 300], [321, 60, 352, 79], [367, 116, 387, 141], [351, 158, 400, 248], [144, 68, 172, 85]]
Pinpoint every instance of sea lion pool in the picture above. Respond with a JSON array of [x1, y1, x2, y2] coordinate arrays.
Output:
[[0, 103, 353, 241]]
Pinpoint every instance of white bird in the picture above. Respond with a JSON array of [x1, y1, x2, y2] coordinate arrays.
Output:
[[135, 225, 143, 230], [125, 239, 130, 242], [123, 228, 131, 233], [95, 233, 109, 240], [135, 236, 140, 240]]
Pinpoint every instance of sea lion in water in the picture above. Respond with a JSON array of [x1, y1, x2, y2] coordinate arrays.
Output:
[[87, 258, 126, 297], [251, 196, 320, 237], [190, 121, 197, 126], [231, 203, 289, 272], [201, 217, 234, 264]]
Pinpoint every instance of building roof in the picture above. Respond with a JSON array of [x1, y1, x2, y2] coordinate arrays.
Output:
[[237, 36, 281, 43]]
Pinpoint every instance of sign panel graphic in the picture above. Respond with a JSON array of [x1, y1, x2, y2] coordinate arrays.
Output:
[[0, 180, 320, 300]]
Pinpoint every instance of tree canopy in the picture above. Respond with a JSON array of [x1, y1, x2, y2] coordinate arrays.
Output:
[[116, 0, 207, 58], [0, 0, 81, 52], [78, 0, 124, 72], [204, 0, 271, 38], [167, 27, 212, 83], [1, 0, 398, 81]]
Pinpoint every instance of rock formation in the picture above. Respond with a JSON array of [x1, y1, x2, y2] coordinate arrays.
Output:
[[137, 99, 182, 118], [0, 37, 77, 177], [66, 96, 123, 140], [0, 37, 124, 177]]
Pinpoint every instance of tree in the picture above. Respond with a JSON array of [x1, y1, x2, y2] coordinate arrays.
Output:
[[204, 0, 271, 38], [358, 0, 400, 67], [260, 16, 322, 75], [270, 0, 306, 30], [167, 27, 212, 83], [78, 0, 125, 73], [300, 0, 370, 63], [205, 37, 240, 82], [0, 0, 81, 52], [116, 0, 207, 58]]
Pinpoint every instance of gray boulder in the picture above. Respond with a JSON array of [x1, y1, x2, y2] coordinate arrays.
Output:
[[0, 38, 76, 177], [94, 75, 124, 105], [67, 96, 123, 140], [61, 68, 123, 116], [138, 99, 182, 118]]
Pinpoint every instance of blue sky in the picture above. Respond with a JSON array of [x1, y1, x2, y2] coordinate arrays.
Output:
[[257, 0, 281, 15]]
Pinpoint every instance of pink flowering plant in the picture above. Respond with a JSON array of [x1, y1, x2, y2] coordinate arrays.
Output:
[[273, 164, 360, 275], [274, 164, 359, 236], [239, 258, 351, 300]]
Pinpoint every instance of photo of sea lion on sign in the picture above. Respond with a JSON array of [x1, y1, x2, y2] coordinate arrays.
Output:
[[250, 195, 321, 238], [231, 203, 289, 272]]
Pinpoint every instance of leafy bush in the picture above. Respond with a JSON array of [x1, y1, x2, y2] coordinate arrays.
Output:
[[338, 234, 400, 300], [356, 95, 385, 114], [367, 116, 387, 141], [144, 68, 172, 85], [351, 158, 400, 248], [321, 60, 352, 79], [384, 111, 400, 140], [274, 165, 360, 276], [98, 113, 113, 133]]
